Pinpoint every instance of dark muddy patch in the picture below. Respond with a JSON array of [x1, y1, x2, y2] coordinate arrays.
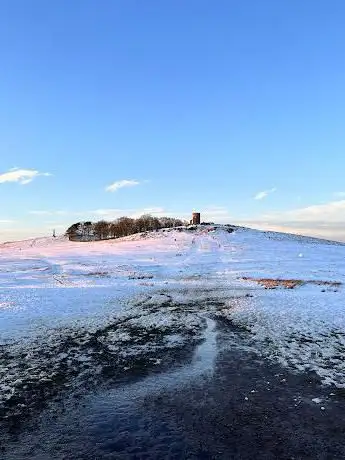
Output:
[[84, 271, 110, 278], [4, 318, 345, 459], [128, 274, 154, 280], [0, 303, 208, 439]]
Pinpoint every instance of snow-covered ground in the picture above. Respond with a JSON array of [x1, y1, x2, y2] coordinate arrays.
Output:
[[1, 225, 345, 423]]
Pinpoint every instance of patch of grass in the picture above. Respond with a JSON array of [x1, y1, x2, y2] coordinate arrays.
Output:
[[241, 277, 342, 290]]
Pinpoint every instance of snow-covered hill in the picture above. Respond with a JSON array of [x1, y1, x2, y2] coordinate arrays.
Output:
[[1, 225, 345, 426]]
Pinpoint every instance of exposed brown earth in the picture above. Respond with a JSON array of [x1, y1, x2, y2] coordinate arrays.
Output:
[[241, 277, 342, 290]]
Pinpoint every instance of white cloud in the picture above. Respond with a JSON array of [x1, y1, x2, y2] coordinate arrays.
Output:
[[129, 208, 167, 219], [203, 206, 231, 217], [142, 207, 165, 214], [92, 209, 126, 218], [90, 207, 167, 220], [237, 220, 345, 243], [29, 210, 66, 216], [236, 199, 345, 243], [254, 188, 277, 200], [334, 192, 345, 198], [0, 168, 51, 185], [0, 219, 14, 224], [29, 211, 52, 216], [43, 224, 66, 230], [105, 179, 140, 192], [262, 199, 345, 223]]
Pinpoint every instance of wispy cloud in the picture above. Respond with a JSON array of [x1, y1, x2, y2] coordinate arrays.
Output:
[[43, 224, 66, 230], [236, 220, 345, 243], [129, 207, 167, 218], [92, 208, 125, 217], [237, 198, 345, 242], [29, 210, 66, 216], [0, 168, 52, 185], [91, 207, 166, 219], [0, 219, 14, 224], [142, 207, 165, 214], [263, 199, 345, 223], [334, 192, 345, 198], [254, 188, 277, 200], [105, 179, 140, 192], [203, 206, 231, 217]]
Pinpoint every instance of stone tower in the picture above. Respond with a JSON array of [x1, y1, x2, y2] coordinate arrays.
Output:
[[191, 212, 201, 225]]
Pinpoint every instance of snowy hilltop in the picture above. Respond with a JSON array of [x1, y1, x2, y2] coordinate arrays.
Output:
[[1, 225, 345, 434]]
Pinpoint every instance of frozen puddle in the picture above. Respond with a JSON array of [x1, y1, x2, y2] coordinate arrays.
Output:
[[131, 316, 216, 391], [77, 316, 216, 407], [5, 317, 219, 459], [189, 317, 218, 374], [89, 317, 217, 413]]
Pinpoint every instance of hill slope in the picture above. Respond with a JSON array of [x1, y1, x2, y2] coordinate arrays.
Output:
[[1, 225, 345, 432]]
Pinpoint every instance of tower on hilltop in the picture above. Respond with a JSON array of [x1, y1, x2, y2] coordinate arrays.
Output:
[[190, 212, 200, 225]]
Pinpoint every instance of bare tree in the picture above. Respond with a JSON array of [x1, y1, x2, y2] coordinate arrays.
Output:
[[66, 214, 186, 241], [109, 222, 119, 238], [84, 221, 93, 240], [94, 220, 110, 240], [116, 217, 135, 237]]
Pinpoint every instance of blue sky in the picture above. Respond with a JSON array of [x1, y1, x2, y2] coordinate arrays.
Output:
[[1, 0, 345, 242]]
